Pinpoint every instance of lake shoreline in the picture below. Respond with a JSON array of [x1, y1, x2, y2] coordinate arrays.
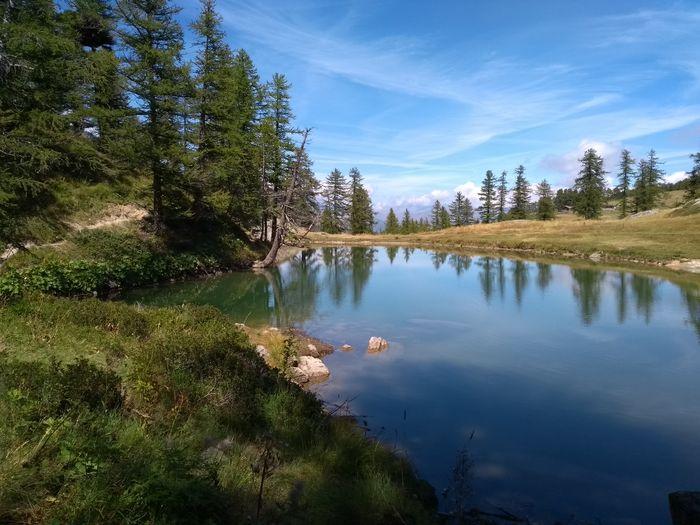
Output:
[[306, 237, 700, 279], [306, 210, 700, 276]]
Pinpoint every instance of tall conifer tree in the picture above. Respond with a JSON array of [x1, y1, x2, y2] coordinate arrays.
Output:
[[448, 191, 473, 226], [616, 149, 634, 218], [536, 179, 555, 220], [349, 167, 374, 234], [509, 165, 530, 219], [496, 170, 508, 221], [479, 170, 497, 223], [574, 148, 606, 219], [320, 169, 349, 233], [118, 0, 189, 230]]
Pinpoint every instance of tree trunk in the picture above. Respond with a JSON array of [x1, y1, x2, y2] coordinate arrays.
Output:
[[153, 168, 163, 232], [256, 130, 309, 268]]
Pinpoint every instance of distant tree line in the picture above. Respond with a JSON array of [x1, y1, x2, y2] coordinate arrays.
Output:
[[379, 147, 699, 230], [0, 0, 318, 252]]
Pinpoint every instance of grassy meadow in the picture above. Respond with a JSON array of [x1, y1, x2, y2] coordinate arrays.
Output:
[[309, 208, 700, 268]]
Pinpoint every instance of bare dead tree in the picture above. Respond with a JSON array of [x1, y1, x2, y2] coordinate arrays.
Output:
[[255, 128, 310, 268]]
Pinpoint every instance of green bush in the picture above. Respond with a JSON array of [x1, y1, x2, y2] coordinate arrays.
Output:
[[0, 253, 221, 298]]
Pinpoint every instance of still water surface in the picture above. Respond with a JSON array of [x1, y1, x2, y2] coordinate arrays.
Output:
[[124, 247, 700, 524]]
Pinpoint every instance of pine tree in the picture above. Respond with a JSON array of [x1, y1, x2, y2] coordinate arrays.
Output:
[[431, 200, 443, 229], [633, 150, 664, 212], [118, 0, 189, 231], [463, 198, 474, 225], [439, 206, 451, 229], [448, 191, 473, 226], [348, 167, 374, 234], [479, 170, 497, 223], [574, 148, 606, 219], [686, 152, 700, 201], [401, 209, 412, 234], [191, 0, 261, 224], [320, 169, 349, 233], [263, 73, 295, 238], [384, 208, 400, 234], [191, 0, 231, 158], [496, 170, 508, 221], [509, 165, 530, 219], [633, 159, 647, 213], [70, 0, 133, 153], [226, 49, 262, 225], [0, 0, 109, 243], [536, 179, 555, 220], [616, 149, 635, 218]]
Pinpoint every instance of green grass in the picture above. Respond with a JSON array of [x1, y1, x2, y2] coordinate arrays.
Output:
[[0, 296, 437, 524], [13, 174, 150, 245]]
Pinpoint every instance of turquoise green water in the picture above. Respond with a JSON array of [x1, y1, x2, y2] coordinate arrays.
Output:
[[123, 247, 700, 523]]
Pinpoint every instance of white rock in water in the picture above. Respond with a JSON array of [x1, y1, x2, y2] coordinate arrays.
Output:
[[297, 355, 330, 382], [340, 344, 353, 352], [306, 343, 319, 357], [367, 337, 389, 353]]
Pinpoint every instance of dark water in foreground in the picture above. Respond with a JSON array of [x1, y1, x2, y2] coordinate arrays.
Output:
[[123, 247, 700, 524]]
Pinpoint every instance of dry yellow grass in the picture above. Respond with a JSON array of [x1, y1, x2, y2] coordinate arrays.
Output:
[[308, 210, 700, 269]]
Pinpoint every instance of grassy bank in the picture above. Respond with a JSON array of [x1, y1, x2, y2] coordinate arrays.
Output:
[[0, 221, 261, 298], [309, 210, 700, 270], [0, 295, 436, 524]]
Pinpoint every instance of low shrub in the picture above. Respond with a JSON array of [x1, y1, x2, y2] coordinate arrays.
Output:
[[0, 253, 221, 298], [0, 297, 438, 523]]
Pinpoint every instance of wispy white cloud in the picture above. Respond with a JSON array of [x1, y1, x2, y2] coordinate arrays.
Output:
[[219, 1, 700, 201]]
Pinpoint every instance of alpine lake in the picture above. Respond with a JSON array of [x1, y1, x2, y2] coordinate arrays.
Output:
[[123, 246, 700, 524]]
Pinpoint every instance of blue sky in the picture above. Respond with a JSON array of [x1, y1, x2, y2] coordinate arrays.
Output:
[[179, 0, 700, 215]]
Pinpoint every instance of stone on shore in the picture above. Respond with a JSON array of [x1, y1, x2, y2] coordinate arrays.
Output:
[[367, 336, 389, 353], [297, 355, 330, 383], [288, 367, 309, 385]]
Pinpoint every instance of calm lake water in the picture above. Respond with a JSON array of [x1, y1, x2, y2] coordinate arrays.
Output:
[[123, 247, 700, 524]]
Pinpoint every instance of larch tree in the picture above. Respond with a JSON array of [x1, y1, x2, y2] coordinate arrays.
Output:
[[384, 208, 400, 234], [431, 200, 443, 229], [70, 0, 134, 156], [496, 170, 508, 221], [633, 149, 664, 212], [479, 170, 497, 223], [448, 191, 473, 226], [536, 179, 555, 220], [117, 0, 189, 231], [509, 165, 530, 219], [0, 0, 109, 244], [226, 49, 262, 226], [574, 148, 606, 219], [439, 206, 451, 229], [190, 0, 236, 216], [263, 73, 295, 239], [320, 169, 349, 233], [616, 149, 635, 218], [401, 209, 412, 234], [349, 167, 374, 234], [686, 153, 700, 201]]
